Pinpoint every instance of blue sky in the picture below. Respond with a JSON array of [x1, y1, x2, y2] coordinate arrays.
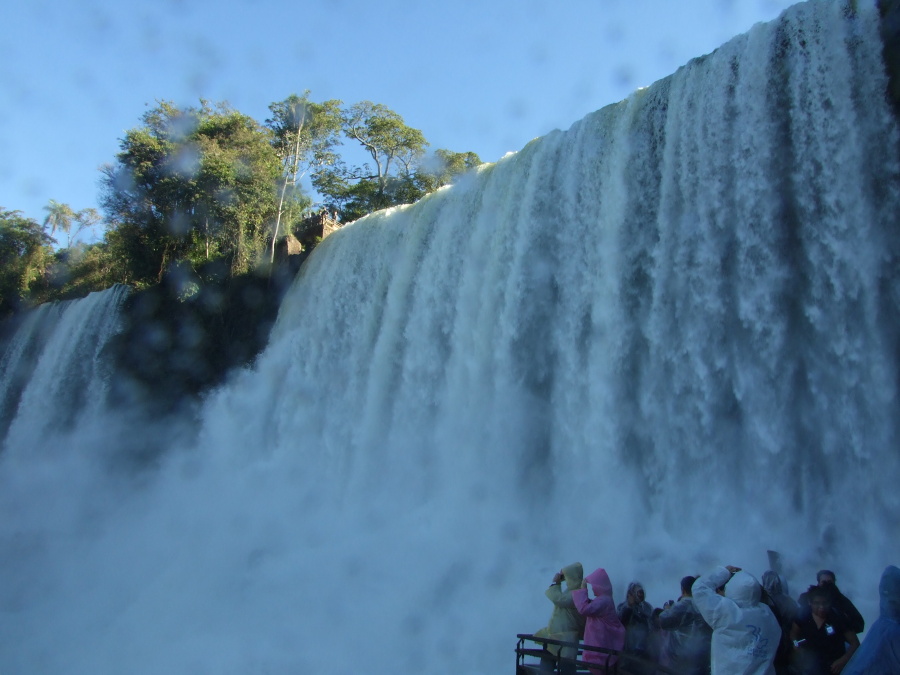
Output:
[[1, 0, 795, 231]]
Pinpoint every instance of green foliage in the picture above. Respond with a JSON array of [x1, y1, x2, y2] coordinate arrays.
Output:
[[101, 220, 164, 288], [41, 200, 104, 251], [311, 102, 481, 222], [100, 100, 283, 284], [312, 101, 430, 221], [422, 149, 482, 190], [342, 101, 429, 179], [0, 208, 55, 317], [265, 93, 342, 261], [0, 201, 118, 310], [41, 242, 125, 301], [2, 93, 484, 319], [42, 200, 75, 242], [72, 208, 103, 246], [267, 92, 343, 175]]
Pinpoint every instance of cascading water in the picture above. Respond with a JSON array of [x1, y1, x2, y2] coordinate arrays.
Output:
[[0, 284, 130, 451], [1, 1, 899, 673]]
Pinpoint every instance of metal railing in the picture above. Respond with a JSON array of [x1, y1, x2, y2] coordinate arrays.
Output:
[[515, 634, 679, 675]]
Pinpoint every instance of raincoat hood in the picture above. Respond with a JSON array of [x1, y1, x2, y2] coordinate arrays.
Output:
[[562, 562, 585, 592], [841, 565, 900, 674], [625, 581, 644, 598], [880, 565, 900, 622], [585, 568, 614, 599], [692, 566, 781, 673], [572, 567, 626, 668], [536, 561, 586, 645], [727, 571, 762, 608]]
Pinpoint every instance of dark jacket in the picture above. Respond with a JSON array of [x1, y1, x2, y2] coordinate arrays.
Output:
[[761, 571, 800, 670], [791, 608, 851, 675], [798, 582, 864, 634], [617, 583, 654, 655]]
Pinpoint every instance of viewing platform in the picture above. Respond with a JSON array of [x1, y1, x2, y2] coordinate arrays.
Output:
[[515, 634, 678, 675]]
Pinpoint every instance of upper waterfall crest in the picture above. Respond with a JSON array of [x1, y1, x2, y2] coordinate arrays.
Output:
[[265, 0, 900, 509]]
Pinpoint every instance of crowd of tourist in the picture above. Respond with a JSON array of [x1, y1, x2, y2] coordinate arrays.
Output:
[[532, 562, 900, 674]]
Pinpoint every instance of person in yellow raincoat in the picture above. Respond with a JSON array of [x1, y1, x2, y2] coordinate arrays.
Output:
[[535, 562, 587, 670]]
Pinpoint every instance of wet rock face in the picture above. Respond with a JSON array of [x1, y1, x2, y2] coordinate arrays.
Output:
[[107, 265, 292, 415]]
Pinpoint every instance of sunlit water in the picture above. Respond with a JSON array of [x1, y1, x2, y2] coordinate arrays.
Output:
[[2, 1, 899, 673]]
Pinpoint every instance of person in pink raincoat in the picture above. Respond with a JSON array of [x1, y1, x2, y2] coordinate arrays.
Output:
[[572, 567, 626, 674]]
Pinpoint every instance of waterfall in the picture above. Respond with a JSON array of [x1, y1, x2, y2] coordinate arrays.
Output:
[[1, 2, 898, 673], [0, 284, 130, 452]]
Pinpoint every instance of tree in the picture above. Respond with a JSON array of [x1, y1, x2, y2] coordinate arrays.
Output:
[[95, 97, 481, 284], [342, 101, 428, 187], [42, 201, 104, 249], [42, 200, 75, 244], [100, 101, 198, 285], [72, 208, 103, 247], [0, 208, 54, 316], [192, 105, 283, 274], [417, 149, 482, 191], [100, 100, 282, 284], [265, 92, 341, 262], [311, 102, 482, 222], [312, 101, 429, 221]]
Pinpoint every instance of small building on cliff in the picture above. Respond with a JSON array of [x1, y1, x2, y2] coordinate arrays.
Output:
[[274, 209, 342, 266], [297, 209, 342, 252]]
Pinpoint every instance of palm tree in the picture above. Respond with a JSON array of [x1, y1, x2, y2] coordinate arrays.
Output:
[[42, 199, 75, 247]]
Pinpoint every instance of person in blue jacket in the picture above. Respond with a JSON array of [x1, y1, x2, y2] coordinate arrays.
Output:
[[842, 565, 900, 674]]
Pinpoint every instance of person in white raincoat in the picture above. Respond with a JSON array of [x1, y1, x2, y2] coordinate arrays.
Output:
[[692, 565, 781, 675]]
